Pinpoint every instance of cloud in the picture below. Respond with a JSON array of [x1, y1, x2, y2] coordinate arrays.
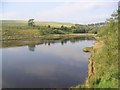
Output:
[[1, 1, 118, 24], [35, 2, 117, 23], [35, 2, 95, 20]]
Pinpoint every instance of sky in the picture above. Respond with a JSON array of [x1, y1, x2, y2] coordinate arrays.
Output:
[[0, 0, 119, 24]]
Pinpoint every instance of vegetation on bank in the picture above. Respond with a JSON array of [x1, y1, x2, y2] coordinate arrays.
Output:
[[1, 20, 103, 40], [79, 11, 118, 88], [92, 12, 118, 88]]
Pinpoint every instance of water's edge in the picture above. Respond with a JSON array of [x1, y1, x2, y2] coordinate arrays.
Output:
[[70, 36, 97, 89]]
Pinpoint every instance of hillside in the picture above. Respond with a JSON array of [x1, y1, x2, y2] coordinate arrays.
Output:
[[2, 20, 100, 40], [1, 20, 74, 27]]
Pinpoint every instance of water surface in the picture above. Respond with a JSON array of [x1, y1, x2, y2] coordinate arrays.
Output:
[[2, 37, 95, 88]]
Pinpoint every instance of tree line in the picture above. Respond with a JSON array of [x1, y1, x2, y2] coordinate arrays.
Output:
[[28, 19, 105, 35]]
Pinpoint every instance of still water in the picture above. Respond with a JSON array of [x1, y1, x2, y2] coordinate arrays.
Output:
[[2, 37, 95, 88]]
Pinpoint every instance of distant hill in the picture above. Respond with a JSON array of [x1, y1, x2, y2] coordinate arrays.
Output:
[[1, 20, 74, 27]]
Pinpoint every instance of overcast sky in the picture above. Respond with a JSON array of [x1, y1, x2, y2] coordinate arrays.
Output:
[[0, 0, 119, 24]]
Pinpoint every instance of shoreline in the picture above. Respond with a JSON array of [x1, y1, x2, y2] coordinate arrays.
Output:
[[72, 36, 99, 88], [1, 34, 95, 48], [1, 33, 96, 41], [85, 43, 96, 88], [74, 38, 104, 88]]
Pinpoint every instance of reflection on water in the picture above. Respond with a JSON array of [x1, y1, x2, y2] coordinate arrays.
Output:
[[2, 36, 94, 48], [28, 44, 36, 52], [27, 36, 94, 52], [2, 36, 95, 88]]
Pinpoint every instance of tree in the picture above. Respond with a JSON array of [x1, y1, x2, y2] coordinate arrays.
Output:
[[48, 25, 51, 28], [61, 25, 64, 30], [28, 19, 35, 27]]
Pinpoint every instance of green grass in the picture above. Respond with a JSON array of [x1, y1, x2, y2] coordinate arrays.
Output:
[[35, 21, 74, 27], [2, 20, 28, 27], [2, 29, 41, 40], [1, 20, 74, 28]]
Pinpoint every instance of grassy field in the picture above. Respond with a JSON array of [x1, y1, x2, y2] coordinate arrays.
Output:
[[2, 20, 28, 27], [1, 20, 74, 27], [35, 21, 74, 27], [1, 20, 73, 40]]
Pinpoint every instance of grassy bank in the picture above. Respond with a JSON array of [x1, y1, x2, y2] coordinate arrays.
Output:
[[83, 12, 118, 88], [2, 27, 95, 40], [86, 37, 118, 88]]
